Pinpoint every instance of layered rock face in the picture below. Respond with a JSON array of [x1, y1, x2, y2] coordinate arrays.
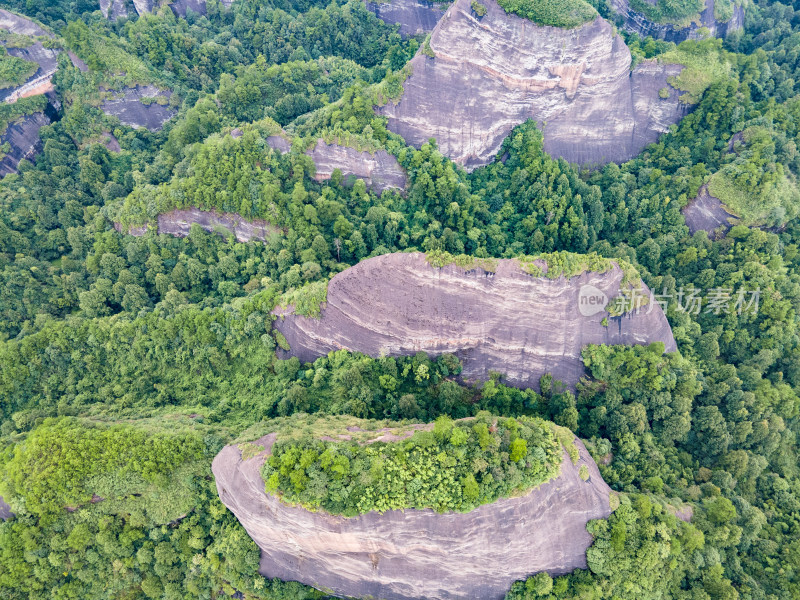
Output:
[[116, 207, 281, 242], [365, 0, 447, 36], [274, 252, 677, 388], [378, 0, 686, 168], [100, 85, 176, 131], [0, 496, 13, 521], [610, 0, 743, 43], [213, 432, 612, 600], [267, 135, 408, 193], [306, 139, 408, 193]]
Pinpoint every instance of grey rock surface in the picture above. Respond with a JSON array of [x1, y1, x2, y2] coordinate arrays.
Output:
[[366, 0, 448, 36], [610, 0, 743, 43], [267, 135, 408, 193], [683, 183, 737, 235], [0, 9, 59, 102], [0, 496, 13, 521], [306, 139, 407, 193], [274, 252, 677, 389], [116, 207, 280, 242], [156, 207, 281, 242], [213, 432, 612, 600], [100, 85, 176, 131], [0, 111, 51, 176], [378, 0, 686, 168], [170, 0, 208, 17], [99, 0, 131, 20]]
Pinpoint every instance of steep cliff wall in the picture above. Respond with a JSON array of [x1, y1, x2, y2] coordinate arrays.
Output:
[[366, 0, 448, 35], [378, 0, 686, 168], [213, 431, 612, 600], [610, 0, 743, 43], [273, 252, 677, 388]]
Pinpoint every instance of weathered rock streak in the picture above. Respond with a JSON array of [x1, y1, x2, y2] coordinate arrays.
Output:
[[213, 432, 613, 600], [274, 252, 677, 388], [379, 0, 686, 168]]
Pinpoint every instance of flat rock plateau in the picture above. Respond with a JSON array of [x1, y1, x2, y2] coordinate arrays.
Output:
[[610, 0, 743, 43], [365, 0, 448, 35], [683, 183, 737, 235], [100, 85, 176, 131], [213, 431, 612, 600], [378, 0, 687, 169], [274, 252, 677, 388]]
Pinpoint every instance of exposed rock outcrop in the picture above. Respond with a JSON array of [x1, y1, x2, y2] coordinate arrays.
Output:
[[267, 135, 408, 193], [115, 207, 281, 242], [0, 110, 51, 176], [0, 496, 13, 521], [274, 252, 677, 388], [683, 183, 736, 235], [306, 139, 407, 193], [213, 431, 612, 600], [99, 0, 130, 20], [610, 0, 743, 43], [378, 0, 687, 169], [365, 0, 448, 35], [100, 85, 176, 131], [0, 11, 59, 104]]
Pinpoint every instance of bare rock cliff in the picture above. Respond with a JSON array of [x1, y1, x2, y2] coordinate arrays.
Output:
[[365, 0, 448, 36], [115, 207, 281, 242], [213, 432, 612, 600], [378, 0, 686, 168], [100, 85, 176, 131], [610, 0, 743, 43], [0, 111, 52, 177], [682, 183, 736, 236], [274, 252, 677, 388]]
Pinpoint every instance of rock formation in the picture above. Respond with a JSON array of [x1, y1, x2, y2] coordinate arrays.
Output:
[[610, 0, 743, 43], [0, 10, 62, 177], [306, 139, 408, 193], [378, 0, 687, 169], [0, 110, 52, 176], [100, 0, 232, 20], [683, 183, 736, 235], [100, 85, 176, 131], [365, 0, 448, 36], [213, 430, 612, 600], [115, 207, 281, 242], [267, 135, 408, 193], [273, 252, 677, 388], [0, 496, 13, 521]]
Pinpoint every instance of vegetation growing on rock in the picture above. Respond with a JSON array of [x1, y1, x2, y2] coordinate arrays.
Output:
[[496, 0, 597, 28], [262, 414, 563, 515]]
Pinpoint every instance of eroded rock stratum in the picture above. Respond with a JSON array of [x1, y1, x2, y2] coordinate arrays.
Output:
[[378, 0, 687, 168], [365, 0, 448, 36], [212, 430, 612, 600], [610, 0, 743, 43], [273, 252, 677, 388]]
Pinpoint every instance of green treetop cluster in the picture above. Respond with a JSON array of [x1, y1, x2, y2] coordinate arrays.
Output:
[[262, 413, 563, 515]]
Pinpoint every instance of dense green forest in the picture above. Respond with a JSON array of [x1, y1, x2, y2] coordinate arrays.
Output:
[[1, 0, 800, 598]]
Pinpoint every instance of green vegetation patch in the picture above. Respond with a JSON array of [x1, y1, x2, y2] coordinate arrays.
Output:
[[659, 38, 734, 103], [0, 418, 204, 520], [495, 0, 597, 29], [0, 48, 37, 88], [278, 279, 329, 318], [0, 93, 47, 135], [629, 0, 704, 25], [262, 413, 562, 515], [426, 250, 498, 272]]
